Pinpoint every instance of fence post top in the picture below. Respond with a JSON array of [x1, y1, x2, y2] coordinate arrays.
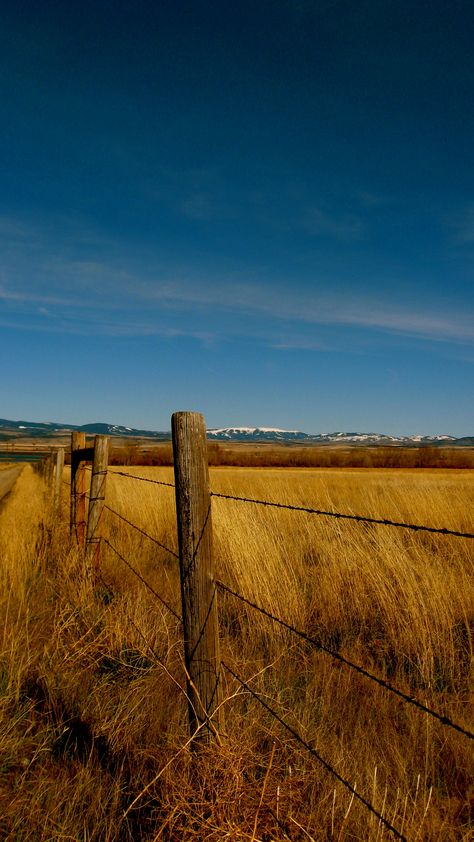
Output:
[[172, 411, 206, 423], [172, 412, 208, 440]]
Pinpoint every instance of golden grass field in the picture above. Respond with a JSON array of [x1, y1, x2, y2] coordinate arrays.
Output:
[[0, 463, 472, 840]]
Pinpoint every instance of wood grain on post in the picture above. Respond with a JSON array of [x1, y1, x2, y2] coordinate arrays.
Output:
[[53, 448, 65, 512], [70, 432, 87, 547], [50, 452, 56, 486], [172, 411, 222, 742], [86, 435, 109, 574], [46, 451, 55, 488]]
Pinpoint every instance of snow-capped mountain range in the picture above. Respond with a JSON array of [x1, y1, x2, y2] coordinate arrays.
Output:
[[0, 419, 168, 441], [206, 427, 459, 444], [1, 418, 470, 445]]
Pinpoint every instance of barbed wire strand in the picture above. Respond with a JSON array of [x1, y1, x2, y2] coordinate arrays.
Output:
[[211, 492, 474, 540], [217, 581, 474, 742], [104, 504, 179, 558], [94, 570, 201, 729], [95, 569, 169, 670], [103, 537, 181, 622], [82, 466, 473, 537], [222, 661, 406, 841], [95, 568, 208, 739], [109, 469, 175, 488], [68, 490, 90, 501]]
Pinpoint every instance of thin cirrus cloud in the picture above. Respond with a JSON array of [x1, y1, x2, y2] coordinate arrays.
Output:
[[0, 287, 78, 307], [1, 208, 471, 347], [303, 207, 366, 240], [0, 297, 215, 341], [0, 209, 471, 347], [136, 278, 474, 345], [451, 204, 474, 244], [1, 267, 473, 346], [181, 194, 218, 222]]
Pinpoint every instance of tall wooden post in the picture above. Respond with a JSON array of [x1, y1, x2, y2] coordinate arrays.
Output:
[[46, 451, 55, 488], [53, 448, 65, 512], [172, 411, 222, 743], [70, 432, 87, 547], [86, 435, 109, 574], [42, 450, 53, 490]]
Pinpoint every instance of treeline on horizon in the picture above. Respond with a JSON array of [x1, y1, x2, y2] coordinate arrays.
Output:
[[108, 443, 474, 469]]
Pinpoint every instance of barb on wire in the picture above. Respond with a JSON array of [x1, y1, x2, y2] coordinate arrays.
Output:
[[70, 490, 90, 501], [103, 538, 181, 621], [217, 581, 474, 742], [222, 662, 406, 841], [109, 469, 175, 489], [104, 504, 178, 558], [211, 492, 474, 540]]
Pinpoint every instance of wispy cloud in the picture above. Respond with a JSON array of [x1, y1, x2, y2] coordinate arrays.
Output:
[[270, 337, 331, 352], [357, 190, 391, 208], [1, 213, 472, 347], [181, 194, 217, 221], [0, 217, 38, 241], [303, 207, 365, 240], [3, 258, 473, 345], [0, 286, 78, 307], [141, 279, 474, 344], [0, 307, 216, 341], [452, 203, 474, 244]]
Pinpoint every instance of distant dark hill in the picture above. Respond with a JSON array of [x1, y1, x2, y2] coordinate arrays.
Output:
[[0, 418, 470, 446], [0, 419, 168, 439], [76, 423, 168, 438]]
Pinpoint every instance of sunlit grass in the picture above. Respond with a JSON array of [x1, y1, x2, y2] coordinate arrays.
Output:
[[0, 464, 472, 839]]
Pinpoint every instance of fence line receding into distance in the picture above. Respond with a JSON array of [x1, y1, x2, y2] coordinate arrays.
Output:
[[33, 412, 473, 840]]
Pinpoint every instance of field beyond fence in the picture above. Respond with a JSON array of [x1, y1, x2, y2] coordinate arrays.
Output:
[[106, 442, 474, 470], [0, 413, 473, 841]]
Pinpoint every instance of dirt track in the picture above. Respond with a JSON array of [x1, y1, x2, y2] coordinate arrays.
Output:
[[0, 465, 22, 504]]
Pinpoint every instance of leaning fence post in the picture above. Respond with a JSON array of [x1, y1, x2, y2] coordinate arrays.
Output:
[[172, 411, 223, 743], [53, 448, 65, 512], [70, 432, 87, 548], [86, 435, 109, 574]]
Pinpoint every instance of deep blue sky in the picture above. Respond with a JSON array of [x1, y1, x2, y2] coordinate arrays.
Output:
[[1, 0, 473, 435]]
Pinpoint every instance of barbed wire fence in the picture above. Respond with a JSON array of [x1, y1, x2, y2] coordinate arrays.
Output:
[[40, 413, 473, 839]]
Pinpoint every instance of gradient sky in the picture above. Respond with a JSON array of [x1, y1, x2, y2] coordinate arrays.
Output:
[[1, 0, 473, 435]]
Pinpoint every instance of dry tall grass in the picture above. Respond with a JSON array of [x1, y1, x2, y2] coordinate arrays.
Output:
[[0, 464, 472, 840]]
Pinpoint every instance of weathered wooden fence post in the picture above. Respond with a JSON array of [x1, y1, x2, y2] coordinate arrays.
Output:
[[172, 411, 223, 743], [86, 435, 109, 574], [46, 451, 55, 488], [53, 448, 65, 512], [46, 452, 51, 485], [70, 432, 87, 547], [39, 455, 46, 479]]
